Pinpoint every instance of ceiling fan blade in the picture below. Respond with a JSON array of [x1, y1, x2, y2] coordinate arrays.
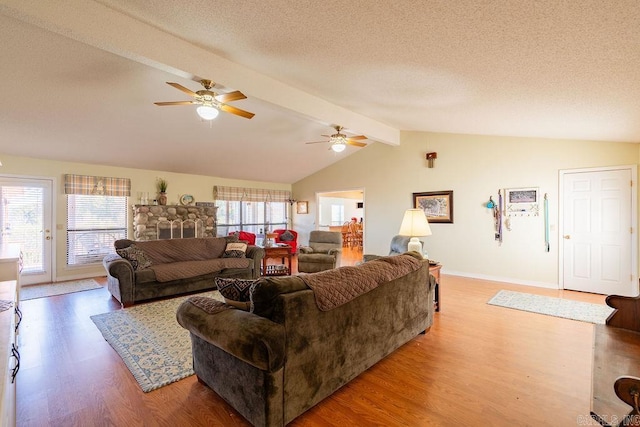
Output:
[[154, 101, 197, 106], [347, 135, 367, 141], [166, 82, 198, 97], [305, 140, 329, 145], [215, 90, 247, 103], [346, 140, 367, 147], [219, 104, 255, 119]]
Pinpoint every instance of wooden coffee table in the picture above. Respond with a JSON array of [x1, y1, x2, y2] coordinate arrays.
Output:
[[261, 245, 292, 276]]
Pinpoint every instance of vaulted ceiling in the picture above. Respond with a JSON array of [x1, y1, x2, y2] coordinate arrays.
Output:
[[1, 0, 639, 183]]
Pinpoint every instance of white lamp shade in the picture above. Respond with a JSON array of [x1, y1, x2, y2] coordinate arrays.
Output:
[[331, 142, 346, 152], [398, 209, 432, 237], [196, 105, 219, 120]]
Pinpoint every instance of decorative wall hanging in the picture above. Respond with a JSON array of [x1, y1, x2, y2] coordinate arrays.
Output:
[[413, 191, 453, 223], [495, 190, 503, 244], [486, 196, 495, 209], [544, 193, 550, 252], [426, 152, 438, 168], [296, 201, 309, 214], [504, 187, 539, 216]]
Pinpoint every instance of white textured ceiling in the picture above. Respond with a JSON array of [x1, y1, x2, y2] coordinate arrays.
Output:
[[1, 0, 639, 183]]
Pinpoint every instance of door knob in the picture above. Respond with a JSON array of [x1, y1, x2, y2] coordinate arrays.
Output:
[[563, 235, 571, 239], [45, 236, 51, 240]]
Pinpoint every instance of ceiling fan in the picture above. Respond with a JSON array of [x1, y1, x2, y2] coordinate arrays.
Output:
[[154, 79, 255, 120], [305, 126, 368, 152]]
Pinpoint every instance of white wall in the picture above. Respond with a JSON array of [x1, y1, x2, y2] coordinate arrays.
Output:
[[318, 195, 363, 227], [292, 131, 640, 288], [0, 154, 290, 282]]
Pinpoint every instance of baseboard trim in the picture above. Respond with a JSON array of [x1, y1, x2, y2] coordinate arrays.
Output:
[[443, 269, 559, 290], [54, 273, 107, 283]]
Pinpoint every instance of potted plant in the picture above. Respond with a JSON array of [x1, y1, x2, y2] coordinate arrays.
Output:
[[157, 178, 168, 205]]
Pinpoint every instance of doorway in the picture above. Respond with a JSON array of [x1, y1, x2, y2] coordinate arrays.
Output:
[[316, 189, 364, 248], [560, 166, 637, 296], [0, 177, 54, 285]]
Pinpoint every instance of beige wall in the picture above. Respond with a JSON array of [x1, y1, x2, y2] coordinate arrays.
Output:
[[292, 132, 640, 287], [3, 131, 638, 287], [0, 154, 290, 282]]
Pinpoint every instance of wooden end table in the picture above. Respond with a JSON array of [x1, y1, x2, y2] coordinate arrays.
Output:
[[429, 263, 442, 312], [260, 245, 292, 276]]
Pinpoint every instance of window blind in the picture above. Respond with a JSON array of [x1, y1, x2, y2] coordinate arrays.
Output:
[[66, 194, 128, 265], [213, 186, 291, 237], [0, 185, 44, 273]]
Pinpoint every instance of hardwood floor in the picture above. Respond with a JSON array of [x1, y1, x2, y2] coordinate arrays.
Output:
[[17, 249, 603, 426]]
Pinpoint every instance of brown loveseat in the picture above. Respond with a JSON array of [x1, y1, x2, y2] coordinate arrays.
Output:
[[103, 236, 264, 307], [176, 252, 435, 426]]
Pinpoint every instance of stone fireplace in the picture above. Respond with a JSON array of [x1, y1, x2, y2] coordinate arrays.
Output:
[[132, 204, 217, 241]]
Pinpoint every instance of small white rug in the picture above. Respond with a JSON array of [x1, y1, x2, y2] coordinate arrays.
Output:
[[21, 279, 103, 300], [91, 290, 224, 392], [488, 290, 615, 324]]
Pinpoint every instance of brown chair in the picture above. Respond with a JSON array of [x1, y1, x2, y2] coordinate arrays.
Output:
[[341, 222, 351, 247], [298, 231, 342, 273], [350, 222, 363, 249]]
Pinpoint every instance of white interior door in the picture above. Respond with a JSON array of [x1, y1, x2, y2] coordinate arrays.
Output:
[[561, 167, 637, 296], [0, 177, 53, 285]]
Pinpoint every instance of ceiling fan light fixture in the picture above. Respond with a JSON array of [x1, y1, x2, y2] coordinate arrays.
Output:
[[331, 141, 347, 152], [330, 134, 347, 152], [196, 105, 219, 120]]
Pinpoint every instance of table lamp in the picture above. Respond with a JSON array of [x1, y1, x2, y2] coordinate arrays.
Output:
[[398, 209, 432, 256]]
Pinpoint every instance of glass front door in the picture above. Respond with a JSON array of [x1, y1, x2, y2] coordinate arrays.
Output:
[[0, 177, 53, 284]]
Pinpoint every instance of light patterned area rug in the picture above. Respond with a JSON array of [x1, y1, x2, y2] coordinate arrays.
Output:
[[488, 290, 615, 324], [21, 279, 103, 300], [91, 290, 224, 392]]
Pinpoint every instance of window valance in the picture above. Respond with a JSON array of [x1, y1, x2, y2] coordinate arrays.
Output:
[[213, 186, 291, 203], [64, 174, 131, 197]]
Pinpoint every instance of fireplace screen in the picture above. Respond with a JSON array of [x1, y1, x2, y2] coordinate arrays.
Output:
[[157, 219, 203, 239]]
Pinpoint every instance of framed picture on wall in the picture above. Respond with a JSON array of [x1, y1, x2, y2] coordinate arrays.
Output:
[[413, 191, 454, 223], [296, 201, 309, 214]]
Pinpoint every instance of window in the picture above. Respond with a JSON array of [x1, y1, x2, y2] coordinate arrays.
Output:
[[67, 194, 128, 265], [215, 200, 288, 235], [213, 186, 291, 237], [331, 204, 344, 225]]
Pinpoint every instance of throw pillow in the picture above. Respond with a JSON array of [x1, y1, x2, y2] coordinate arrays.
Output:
[[116, 245, 152, 271], [279, 230, 294, 242], [215, 277, 259, 311], [223, 242, 248, 258]]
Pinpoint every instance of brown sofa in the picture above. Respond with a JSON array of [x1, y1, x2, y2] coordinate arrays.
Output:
[[176, 252, 435, 426], [103, 236, 264, 307]]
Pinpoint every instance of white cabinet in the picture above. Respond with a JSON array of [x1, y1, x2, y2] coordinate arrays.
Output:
[[0, 244, 22, 427]]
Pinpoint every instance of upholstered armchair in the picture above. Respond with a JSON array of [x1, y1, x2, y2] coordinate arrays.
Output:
[[363, 235, 423, 262], [228, 231, 256, 245], [298, 230, 342, 273], [273, 229, 298, 253]]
